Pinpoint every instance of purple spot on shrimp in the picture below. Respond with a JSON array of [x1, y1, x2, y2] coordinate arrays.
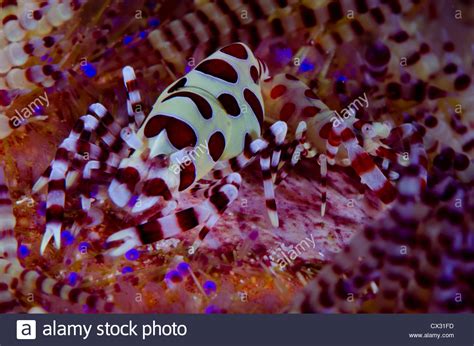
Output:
[[123, 35, 133, 45], [139, 31, 147, 39]]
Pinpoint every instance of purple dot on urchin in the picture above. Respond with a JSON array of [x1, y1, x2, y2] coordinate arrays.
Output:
[[148, 18, 160, 27], [62, 230, 75, 245], [122, 266, 133, 274], [123, 35, 133, 45], [275, 47, 292, 62], [82, 304, 94, 313], [78, 242, 90, 252], [299, 59, 314, 72], [68, 272, 78, 286], [177, 262, 190, 274], [249, 230, 259, 241], [37, 201, 46, 216], [203, 280, 217, 295], [90, 184, 99, 198], [336, 75, 347, 83], [165, 270, 182, 283], [125, 248, 139, 261], [18, 245, 30, 258], [33, 106, 44, 115], [0, 90, 11, 107], [81, 63, 97, 78], [204, 305, 220, 314]]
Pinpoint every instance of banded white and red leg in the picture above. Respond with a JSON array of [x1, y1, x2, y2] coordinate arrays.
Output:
[[334, 123, 398, 204], [39, 114, 103, 253], [263, 73, 399, 210], [105, 173, 241, 257], [260, 121, 287, 227], [207, 121, 289, 227], [122, 66, 146, 129]]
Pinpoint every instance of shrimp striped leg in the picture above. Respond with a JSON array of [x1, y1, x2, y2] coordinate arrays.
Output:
[[38, 108, 126, 252], [78, 102, 135, 211], [192, 173, 242, 248], [33, 100, 130, 194], [40, 114, 100, 254], [272, 121, 327, 216], [122, 66, 145, 129], [337, 124, 398, 204], [206, 121, 290, 226], [33, 112, 105, 193], [117, 151, 181, 219], [105, 174, 241, 257], [36, 99, 138, 253], [273, 120, 319, 181], [263, 73, 400, 207], [260, 121, 287, 227]]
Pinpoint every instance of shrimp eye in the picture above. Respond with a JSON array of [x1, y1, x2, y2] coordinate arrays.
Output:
[[362, 124, 375, 138]]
